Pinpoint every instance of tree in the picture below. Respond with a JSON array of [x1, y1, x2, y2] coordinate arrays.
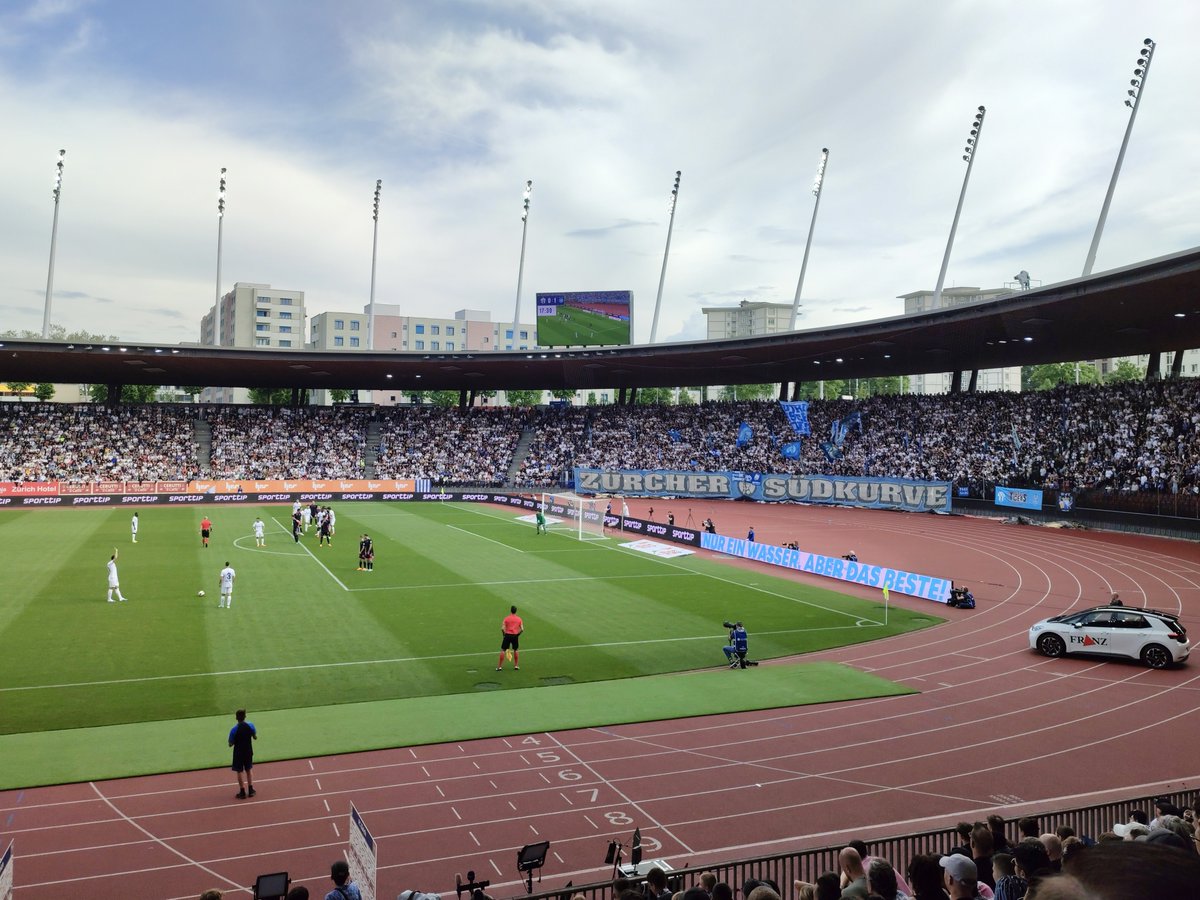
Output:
[[549, 389, 575, 402], [1105, 359, 1143, 383], [586, 391, 598, 406], [1023, 362, 1099, 391], [247, 387, 293, 405], [87, 384, 160, 403], [675, 388, 695, 405], [406, 390, 426, 405], [5, 381, 31, 401], [857, 376, 904, 397], [718, 383, 775, 402], [791, 380, 847, 400], [34, 383, 55, 402], [180, 386, 204, 402], [505, 389, 542, 407], [428, 390, 458, 407], [636, 387, 674, 405], [330, 388, 350, 404]]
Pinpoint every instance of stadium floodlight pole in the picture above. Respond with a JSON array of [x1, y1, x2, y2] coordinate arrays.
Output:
[[648, 170, 682, 344], [368, 179, 382, 351], [42, 149, 66, 339], [214, 167, 227, 347], [510, 180, 532, 350], [789, 149, 829, 331], [1082, 38, 1156, 277], [932, 106, 986, 306]]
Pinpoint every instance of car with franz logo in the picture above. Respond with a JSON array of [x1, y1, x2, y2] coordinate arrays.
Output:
[[1028, 605, 1189, 669]]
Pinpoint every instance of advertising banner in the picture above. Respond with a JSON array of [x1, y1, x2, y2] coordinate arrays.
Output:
[[700, 533, 952, 602], [0, 481, 59, 496], [574, 468, 952, 513], [188, 478, 427, 494], [994, 485, 1044, 511], [348, 805, 377, 900]]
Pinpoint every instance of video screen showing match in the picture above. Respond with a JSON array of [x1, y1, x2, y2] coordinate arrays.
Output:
[[535, 290, 633, 347]]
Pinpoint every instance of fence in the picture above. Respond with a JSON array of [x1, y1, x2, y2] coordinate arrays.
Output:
[[515, 789, 1196, 900]]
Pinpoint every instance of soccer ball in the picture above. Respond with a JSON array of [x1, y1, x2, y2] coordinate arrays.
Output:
[[197, 590, 206, 597]]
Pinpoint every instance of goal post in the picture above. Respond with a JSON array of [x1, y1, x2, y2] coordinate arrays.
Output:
[[540, 491, 606, 541]]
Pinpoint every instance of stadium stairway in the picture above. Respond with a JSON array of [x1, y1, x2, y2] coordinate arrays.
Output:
[[193, 417, 212, 469], [504, 423, 536, 484], [363, 419, 382, 478]]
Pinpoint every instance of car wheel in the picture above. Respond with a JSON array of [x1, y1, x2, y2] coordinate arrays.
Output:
[[1142, 644, 1172, 669], [1037, 634, 1066, 658]]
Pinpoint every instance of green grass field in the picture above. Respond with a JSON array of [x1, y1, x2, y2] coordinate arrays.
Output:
[[537, 306, 630, 346], [0, 501, 940, 786]]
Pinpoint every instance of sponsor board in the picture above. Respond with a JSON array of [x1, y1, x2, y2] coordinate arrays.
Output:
[[121, 495, 162, 504], [995, 485, 1043, 511], [254, 493, 292, 502], [168, 494, 207, 503], [700, 533, 952, 602], [347, 805, 377, 900], [212, 494, 248, 502], [620, 539, 695, 559], [381, 493, 414, 501], [0, 481, 59, 496]]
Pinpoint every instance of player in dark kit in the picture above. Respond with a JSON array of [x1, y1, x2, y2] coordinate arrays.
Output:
[[358, 534, 374, 571], [319, 512, 333, 547], [291, 509, 302, 543]]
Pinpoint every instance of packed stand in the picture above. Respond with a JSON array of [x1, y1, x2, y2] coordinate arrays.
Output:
[[373, 406, 527, 485], [205, 406, 371, 480], [0, 403, 199, 482], [514, 380, 1200, 494]]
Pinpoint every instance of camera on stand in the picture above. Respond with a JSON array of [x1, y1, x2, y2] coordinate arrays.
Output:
[[723, 620, 736, 630], [456, 870, 492, 900]]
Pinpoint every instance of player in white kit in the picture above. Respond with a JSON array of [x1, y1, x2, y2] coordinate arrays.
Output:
[[106, 548, 128, 603], [218, 562, 237, 608], [253, 516, 266, 547]]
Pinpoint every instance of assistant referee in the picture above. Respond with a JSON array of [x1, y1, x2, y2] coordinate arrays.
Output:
[[497, 605, 524, 671]]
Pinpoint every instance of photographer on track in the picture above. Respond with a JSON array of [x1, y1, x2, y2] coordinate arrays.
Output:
[[722, 621, 755, 669]]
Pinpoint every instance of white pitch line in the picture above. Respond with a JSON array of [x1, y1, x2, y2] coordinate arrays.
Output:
[[0, 623, 875, 693], [344, 572, 690, 592], [270, 516, 349, 591], [446, 523, 525, 553]]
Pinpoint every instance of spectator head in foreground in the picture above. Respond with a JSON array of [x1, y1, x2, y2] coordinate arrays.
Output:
[[939, 854, 977, 898]]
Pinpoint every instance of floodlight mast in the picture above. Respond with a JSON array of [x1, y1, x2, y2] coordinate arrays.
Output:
[[1082, 38, 1156, 277], [933, 106, 986, 306], [789, 148, 829, 331], [214, 167, 227, 347], [42, 149, 66, 339], [510, 180, 532, 351], [368, 179, 382, 351], [648, 170, 682, 344]]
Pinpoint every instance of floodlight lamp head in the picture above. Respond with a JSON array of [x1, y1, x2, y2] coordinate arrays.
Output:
[[1131, 78, 1140, 86], [1134, 67, 1143, 76], [978, 105, 986, 112], [1125, 99, 1134, 107], [962, 154, 970, 161], [1144, 37, 1154, 45]]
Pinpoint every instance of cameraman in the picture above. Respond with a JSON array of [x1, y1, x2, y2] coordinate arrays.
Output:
[[723, 621, 750, 669]]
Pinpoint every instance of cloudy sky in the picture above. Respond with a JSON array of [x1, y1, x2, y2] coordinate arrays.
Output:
[[2, 0, 1198, 346]]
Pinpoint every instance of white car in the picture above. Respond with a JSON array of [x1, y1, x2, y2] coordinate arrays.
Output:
[[1029, 605, 1190, 669]]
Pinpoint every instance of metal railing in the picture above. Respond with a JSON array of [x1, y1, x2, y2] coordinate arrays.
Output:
[[512, 789, 1196, 900]]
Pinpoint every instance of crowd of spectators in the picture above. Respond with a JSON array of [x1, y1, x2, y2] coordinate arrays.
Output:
[[3, 379, 1200, 494], [596, 799, 1199, 900], [0, 403, 199, 482], [205, 406, 371, 480], [373, 406, 528, 485], [513, 380, 1200, 495]]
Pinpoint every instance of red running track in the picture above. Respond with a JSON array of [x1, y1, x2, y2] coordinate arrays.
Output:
[[2, 506, 1199, 900]]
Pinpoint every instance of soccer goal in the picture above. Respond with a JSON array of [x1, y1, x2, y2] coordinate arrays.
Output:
[[540, 491, 607, 541]]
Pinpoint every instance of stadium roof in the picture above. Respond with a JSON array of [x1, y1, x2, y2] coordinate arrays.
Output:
[[3, 246, 1200, 394]]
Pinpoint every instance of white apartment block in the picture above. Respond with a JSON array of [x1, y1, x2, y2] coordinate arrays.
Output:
[[200, 282, 306, 403], [899, 287, 1021, 393], [701, 300, 794, 340], [1099, 350, 1200, 380]]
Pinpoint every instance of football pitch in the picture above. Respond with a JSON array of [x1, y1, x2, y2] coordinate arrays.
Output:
[[0, 501, 939, 786], [538, 306, 629, 346]]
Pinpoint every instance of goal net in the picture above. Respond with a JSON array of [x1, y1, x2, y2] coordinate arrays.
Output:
[[541, 491, 606, 541]]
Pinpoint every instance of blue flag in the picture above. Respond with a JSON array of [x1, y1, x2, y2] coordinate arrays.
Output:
[[781, 441, 802, 460], [736, 422, 753, 448], [820, 441, 843, 462], [779, 401, 811, 436], [667, 429, 682, 443]]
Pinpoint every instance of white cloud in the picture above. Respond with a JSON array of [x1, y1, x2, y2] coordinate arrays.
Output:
[[0, 1, 1197, 350]]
